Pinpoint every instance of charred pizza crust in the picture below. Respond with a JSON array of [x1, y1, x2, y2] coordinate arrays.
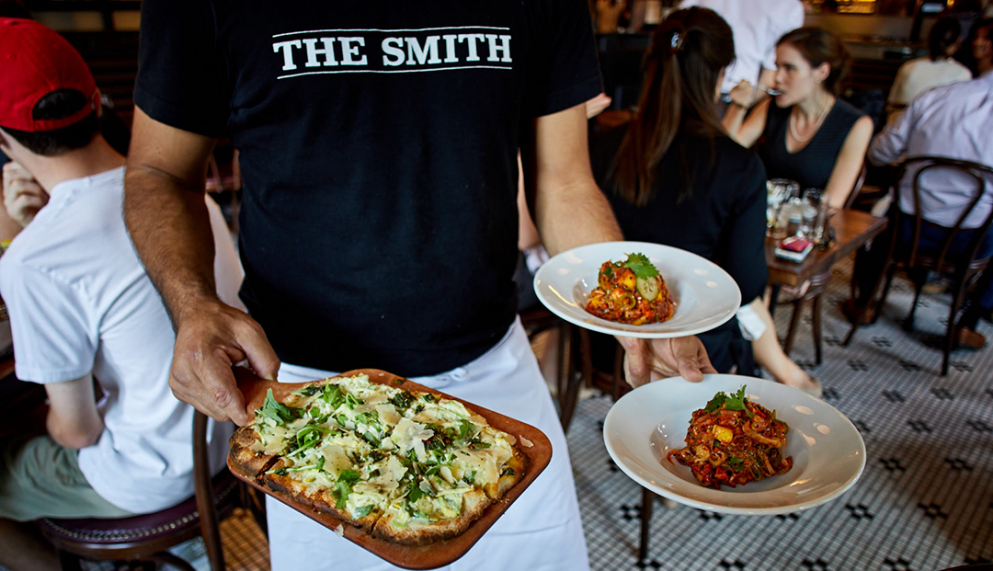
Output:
[[228, 426, 279, 480], [487, 445, 529, 501]]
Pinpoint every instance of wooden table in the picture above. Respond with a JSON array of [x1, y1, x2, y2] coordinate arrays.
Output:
[[765, 208, 888, 363], [767, 208, 889, 288]]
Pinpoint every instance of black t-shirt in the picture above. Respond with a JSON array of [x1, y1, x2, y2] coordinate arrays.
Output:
[[590, 126, 768, 373], [134, 0, 602, 377], [758, 99, 865, 191]]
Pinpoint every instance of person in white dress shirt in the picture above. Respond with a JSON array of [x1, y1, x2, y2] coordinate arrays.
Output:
[[849, 68, 993, 348], [887, 17, 972, 121]]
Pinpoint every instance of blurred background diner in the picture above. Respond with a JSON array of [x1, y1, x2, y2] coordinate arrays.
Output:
[[0, 0, 991, 569]]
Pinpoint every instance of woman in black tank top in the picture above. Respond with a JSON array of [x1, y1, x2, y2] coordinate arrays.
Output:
[[719, 27, 873, 395], [725, 27, 873, 208]]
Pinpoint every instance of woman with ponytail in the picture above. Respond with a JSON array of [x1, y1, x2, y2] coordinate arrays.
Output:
[[591, 7, 820, 395]]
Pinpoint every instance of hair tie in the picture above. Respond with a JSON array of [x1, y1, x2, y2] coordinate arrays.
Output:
[[670, 30, 685, 52]]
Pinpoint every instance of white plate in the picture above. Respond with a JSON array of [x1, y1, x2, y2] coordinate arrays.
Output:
[[533, 242, 741, 338], [603, 375, 866, 515]]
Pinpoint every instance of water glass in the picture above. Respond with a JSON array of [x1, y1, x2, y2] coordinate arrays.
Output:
[[766, 179, 800, 237], [799, 189, 825, 241]]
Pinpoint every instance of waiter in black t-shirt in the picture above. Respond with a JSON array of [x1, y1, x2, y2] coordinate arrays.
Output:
[[125, 0, 715, 569]]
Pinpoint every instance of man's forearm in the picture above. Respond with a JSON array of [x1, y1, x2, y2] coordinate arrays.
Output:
[[535, 179, 622, 256], [124, 166, 218, 325], [526, 103, 622, 256]]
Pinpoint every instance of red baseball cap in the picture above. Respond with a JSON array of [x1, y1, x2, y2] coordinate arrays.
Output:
[[0, 18, 99, 132]]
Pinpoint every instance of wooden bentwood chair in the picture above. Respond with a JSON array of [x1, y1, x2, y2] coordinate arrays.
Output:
[[843, 157, 993, 376], [38, 412, 237, 571]]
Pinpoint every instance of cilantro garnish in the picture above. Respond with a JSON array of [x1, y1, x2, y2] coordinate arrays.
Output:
[[621, 253, 660, 279], [352, 505, 373, 519], [726, 457, 744, 472], [258, 389, 299, 425], [501, 468, 516, 477], [703, 385, 748, 413]]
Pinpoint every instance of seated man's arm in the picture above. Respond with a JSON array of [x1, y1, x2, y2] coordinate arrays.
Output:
[[125, 108, 279, 425], [45, 373, 102, 450], [869, 97, 917, 167], [523, 103, 716, 387]]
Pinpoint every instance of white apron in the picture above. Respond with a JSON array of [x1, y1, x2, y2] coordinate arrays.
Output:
[[266, 317, 590, 571]]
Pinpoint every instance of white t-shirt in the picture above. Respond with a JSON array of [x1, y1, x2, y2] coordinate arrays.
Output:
[[887, 57, 972, 107], [0, 167, 238, 513], [680, 0, 805, 92]]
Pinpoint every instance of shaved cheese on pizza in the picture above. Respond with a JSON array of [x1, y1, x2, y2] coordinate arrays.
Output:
[[228, 373, 527, 546], [391, 418, 434, 462]]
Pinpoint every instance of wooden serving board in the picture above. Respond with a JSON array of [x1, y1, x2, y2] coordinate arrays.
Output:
[[227, 366, 553, 570]]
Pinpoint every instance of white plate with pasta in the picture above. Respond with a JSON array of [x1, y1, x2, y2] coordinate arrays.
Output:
[[533, 241, 740, 338], [604, 375, 866, 515]]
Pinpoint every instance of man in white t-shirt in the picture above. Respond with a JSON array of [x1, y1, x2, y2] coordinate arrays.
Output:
[[680, 0, 805, 95], [0, 18, 240, 570]]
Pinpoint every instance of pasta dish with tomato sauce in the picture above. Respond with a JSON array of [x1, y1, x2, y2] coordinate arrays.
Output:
[[667, 387, 792, 489], [585, 253, 675, 325]]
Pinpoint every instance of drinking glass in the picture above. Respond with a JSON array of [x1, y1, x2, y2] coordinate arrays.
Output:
[[796, 189, 820, 238], [799, 189, 826, 241], [766, 179, 800, 239]]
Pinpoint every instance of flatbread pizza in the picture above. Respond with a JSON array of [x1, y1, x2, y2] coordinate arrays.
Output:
[[228, 373, 529, 546]]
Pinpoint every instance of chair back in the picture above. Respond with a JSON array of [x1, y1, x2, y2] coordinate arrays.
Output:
[[843, 162, 869, 210], [891, 156, 993, 273], [40, 412, 235, 571], [194, 411, 226, 571]]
